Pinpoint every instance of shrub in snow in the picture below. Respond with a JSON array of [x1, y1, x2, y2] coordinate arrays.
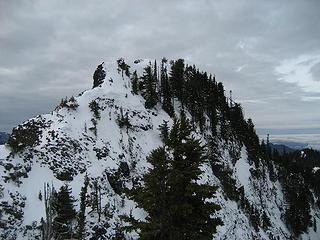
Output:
[[7, 119, 48, 153]]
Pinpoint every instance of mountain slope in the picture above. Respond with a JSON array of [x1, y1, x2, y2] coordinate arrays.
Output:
[[0, 132, 9, 145], [270, 143, 295, 155], [0, 59, 319, 239]]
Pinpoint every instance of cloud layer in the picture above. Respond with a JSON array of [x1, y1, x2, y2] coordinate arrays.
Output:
[[1, 0, 320, 133]]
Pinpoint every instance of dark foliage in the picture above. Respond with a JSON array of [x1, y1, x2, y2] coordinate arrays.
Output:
[[142, 64, 158, 109], [116, 108, 131, 131], [107, 162, 130, 195], [7, 119, 48, 153], [123, 112, 222, 239], [52, 184, 76, 239], [117, 58, 130, 77], [131, 70, 139, 95], [89, 100, 101, 120], [160, 58, 174, 117], [93, 62, 106, 88], [272, 148, 320, 236], [78, 175, 89, 239]]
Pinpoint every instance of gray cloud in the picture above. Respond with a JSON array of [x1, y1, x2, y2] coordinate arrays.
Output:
[[311, 62, 320, 81], [0, 0, 320, 133]]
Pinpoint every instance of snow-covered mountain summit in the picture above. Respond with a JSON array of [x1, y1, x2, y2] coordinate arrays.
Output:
[[0, 59, 319, 239]]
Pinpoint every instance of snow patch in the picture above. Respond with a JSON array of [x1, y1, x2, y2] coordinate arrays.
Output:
[[235, 147, 251, 190]]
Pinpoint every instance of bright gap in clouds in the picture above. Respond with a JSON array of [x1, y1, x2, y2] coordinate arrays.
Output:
[[275, 54, 320, 93]]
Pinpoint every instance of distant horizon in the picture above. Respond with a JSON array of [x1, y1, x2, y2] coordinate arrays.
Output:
[[257, 127, 320, 136], [257, 128, 320, 150]]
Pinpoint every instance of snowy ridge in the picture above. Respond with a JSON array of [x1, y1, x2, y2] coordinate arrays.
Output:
[[0, 59, 319, 239]]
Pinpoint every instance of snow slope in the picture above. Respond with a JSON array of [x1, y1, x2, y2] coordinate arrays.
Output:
[[0, 59, 319, 239]]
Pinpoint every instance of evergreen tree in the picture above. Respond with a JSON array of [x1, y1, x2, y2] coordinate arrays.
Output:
[[206, 78, 218, 135], [154, 59, 159, 95], [165, 112, 222, 239], [53, 184, 77, 239], [142, 64, 158, 109], [160, 59, 174, 117], [124, 111, 222, 240], [245, 118, 261, 161], [131, 70, 139, 95], [266, 134, 272, 159], [283, 171, 312, 236], [91, 180, 102, 222], [93, 62, 106, 88], [124, 147, 170, 240], [158, 120, 169, 143], [78, 174, 89, 239], [169, 59, 185, 101], [216, 82, 225, 107]]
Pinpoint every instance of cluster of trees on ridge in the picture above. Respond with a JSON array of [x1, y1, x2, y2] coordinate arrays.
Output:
[[121, 58, 319, 237]]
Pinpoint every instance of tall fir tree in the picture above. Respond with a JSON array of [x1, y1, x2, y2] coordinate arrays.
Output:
[[165, 112, 222, 239], [131, 70, 139, 95], [158, 120, 170, 143], [92, 180, 102, 222], [142, 64, 158, 109], [206, 77, 218, 135], [124, 147, 170, 240], [169, 59, 185, 102], [78, 174, 89, 239], [124, 111, 222, 240], [53, 184, 77, 239], [160, 59, 174, 117], [154, 59, 159, 96]]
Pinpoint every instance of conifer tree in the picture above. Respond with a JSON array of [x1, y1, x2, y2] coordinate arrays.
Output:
[[154, 59, 159, 94], [78, 174, 89, 239], [53, 184, 77, 239], [124, 147, 170, 240], [283, 172, 312, 236], [124, 111, 222, 240], [142, 64, 158, 109], [165, 112, 222, 239], [131, 70, 139, 95], [158, 120, 169, 143], [91, 180, 102, 222], [206, 79, 218, 135], [160, 59, 174, 117], [169, 59, 185, 101]]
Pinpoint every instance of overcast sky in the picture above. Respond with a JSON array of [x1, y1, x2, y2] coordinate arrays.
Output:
[[1, 0, 320, 135]]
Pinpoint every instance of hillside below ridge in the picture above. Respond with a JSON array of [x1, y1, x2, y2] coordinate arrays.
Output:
[[0, 59, 319, 239]]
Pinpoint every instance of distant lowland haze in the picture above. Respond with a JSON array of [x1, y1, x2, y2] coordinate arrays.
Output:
[[258, 128, 320, 150]]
